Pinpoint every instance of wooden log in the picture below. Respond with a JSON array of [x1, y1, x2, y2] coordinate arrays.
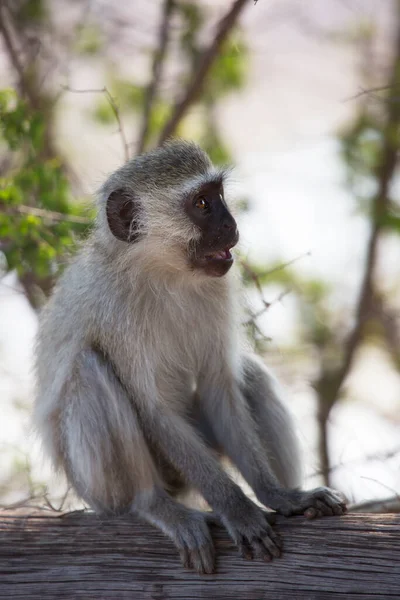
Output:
[[0, 511, 399, 599]]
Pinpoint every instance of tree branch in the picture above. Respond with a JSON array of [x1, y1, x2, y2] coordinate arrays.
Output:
[[1, 512, 400, 598], [0, 2, 75, 180], [0, 2, 38, 107], [158, 0, 250, 144], [334, 17, 400, 389], [136, 0, 174, 154], [314, 6, 400, 484], [369, 293, 400, 368]]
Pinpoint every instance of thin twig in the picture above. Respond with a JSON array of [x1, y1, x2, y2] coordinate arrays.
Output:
[[312, 445, 400, 479], [244, 289, 291, 326], [136, 0, 174, 154], [240, 252, 308, 332], [62, 85, 130, 162], [343, 85, 392, 102], [0, 203, 91, 225], [255, 251, 312, 279], [358, 476, 400, 498], [239, 251, 310, 291], [240, 259, 266, 297], [350, 494, 400, 513], [158, 0, 250, 143]]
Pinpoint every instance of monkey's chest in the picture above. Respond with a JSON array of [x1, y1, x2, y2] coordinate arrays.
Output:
[[154, 303, 229, 375]]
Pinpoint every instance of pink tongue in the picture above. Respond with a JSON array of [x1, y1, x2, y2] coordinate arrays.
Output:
[[207, 249, 231, 260]]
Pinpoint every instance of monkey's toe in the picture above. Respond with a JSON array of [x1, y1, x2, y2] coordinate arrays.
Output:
[[179, 544, 215, 574], [287, 486, 348, 519]]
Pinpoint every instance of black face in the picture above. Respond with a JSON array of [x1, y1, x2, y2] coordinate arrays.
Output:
[[184, 181, 239, 277]]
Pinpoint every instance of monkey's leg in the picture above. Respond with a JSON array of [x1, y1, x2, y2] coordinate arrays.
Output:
[[59, 349, 216, 573], [138, 402, 282, 562], [239, 354, 302, 489], [60, 349, 160, 514], [199, 355, 346, 520], [239, 354, 347, 518]]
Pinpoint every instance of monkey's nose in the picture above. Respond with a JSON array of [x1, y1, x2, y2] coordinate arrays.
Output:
[[222, 217, 237, 232]]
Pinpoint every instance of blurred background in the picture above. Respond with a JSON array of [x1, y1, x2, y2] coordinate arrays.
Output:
[[0, 0, 399, 513]]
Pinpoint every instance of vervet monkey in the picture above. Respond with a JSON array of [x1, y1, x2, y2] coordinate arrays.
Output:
[[34, 140, 346, 574]]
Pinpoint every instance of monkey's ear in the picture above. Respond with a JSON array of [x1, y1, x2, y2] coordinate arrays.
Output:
[[106, 189, 140, 243]]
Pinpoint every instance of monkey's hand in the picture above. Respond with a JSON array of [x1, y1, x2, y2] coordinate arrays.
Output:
[[220, 498, 282, 562], [172, 511, 216, 574], [272, 487, 347, 518]]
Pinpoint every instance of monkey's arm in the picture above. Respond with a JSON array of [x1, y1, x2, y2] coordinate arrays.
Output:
[[139, 402, 282, 560], [199, 354, 346, 518]]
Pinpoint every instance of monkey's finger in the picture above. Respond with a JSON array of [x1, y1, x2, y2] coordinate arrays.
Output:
[[314, 499, 334, 516], [324, 497, 347, 513], [260, 532, 282, 558], [188, 549, 203, 574], [315, 495, 347, 515], [262, 524, 283, 551], [332, 502, 347, 515], [315, 488, 347, 507], [304, 507, 318, 519], [189, 547, 215, 575], [252, 538, 272, 563], [178, 544, 191, 570], [199, 543, 216, 575], [238, 538, 253, 560]]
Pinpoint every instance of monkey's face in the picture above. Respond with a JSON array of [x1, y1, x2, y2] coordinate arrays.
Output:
[[102, 141, 239, 278], [184, 181, 239, 277], [104, 179, 239, 278]]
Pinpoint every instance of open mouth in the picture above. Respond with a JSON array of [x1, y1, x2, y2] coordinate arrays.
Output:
[[204, 248, 232, 261], [191, 234, 238, 277]]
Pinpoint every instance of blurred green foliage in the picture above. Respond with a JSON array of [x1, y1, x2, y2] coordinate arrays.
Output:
[[14, 0, 48, 25], [74, 24, 104, 56], [340, 104, 400, 232], [0, 89, 91, 304]]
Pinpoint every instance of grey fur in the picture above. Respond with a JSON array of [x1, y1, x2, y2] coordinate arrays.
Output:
[[34, 140, 346, 575]]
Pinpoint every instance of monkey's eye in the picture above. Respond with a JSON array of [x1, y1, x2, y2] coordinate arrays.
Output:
[[195, 196, 210, 211]]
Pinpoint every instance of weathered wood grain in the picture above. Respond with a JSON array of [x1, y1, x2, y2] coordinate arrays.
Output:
[[0, 511, 399, 599]]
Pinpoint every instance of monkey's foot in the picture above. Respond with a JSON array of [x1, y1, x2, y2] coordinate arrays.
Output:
[[221, 503, 282, 562], [278, 487, 347, 518], [172, 512, 216, 574]]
